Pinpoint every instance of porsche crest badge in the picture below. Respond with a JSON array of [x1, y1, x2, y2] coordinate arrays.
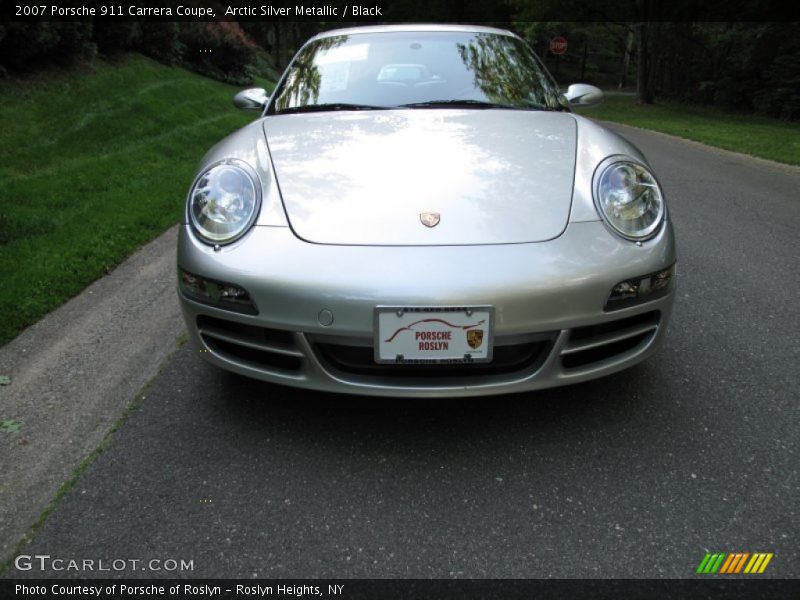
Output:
[[466, 329, 484, 349], [420, 211, 440, 228]]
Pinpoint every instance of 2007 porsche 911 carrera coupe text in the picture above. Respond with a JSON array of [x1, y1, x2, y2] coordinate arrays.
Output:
[[177, 24, 676, 397]]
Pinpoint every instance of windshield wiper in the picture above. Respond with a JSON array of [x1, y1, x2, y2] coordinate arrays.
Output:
[[275, 103, 389, 114], [398, 99, 548, 110]]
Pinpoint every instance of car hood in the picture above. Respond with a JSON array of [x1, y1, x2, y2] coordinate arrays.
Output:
[[263, 109, 577, 245]]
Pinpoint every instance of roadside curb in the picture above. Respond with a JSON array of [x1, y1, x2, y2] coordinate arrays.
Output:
[[0, 225, 185, 565]]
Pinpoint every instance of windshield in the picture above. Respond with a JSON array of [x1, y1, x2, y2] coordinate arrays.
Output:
[[268, 31, 563, 114]]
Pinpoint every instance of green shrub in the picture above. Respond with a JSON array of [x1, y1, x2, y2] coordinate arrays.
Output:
[[0, 22, 94, 71], [94, 23, 141, 55], [138, 22, 184, 65], [179, 21, 258, 86]]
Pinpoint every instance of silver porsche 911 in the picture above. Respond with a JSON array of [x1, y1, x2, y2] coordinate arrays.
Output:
[[177, 24, 676, 397]]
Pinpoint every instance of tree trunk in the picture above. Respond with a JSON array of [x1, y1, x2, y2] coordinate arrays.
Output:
[[619, 29, 634, 89], [291, 23, 299, 64], [636, 22, 654, 104], [581, 42, 588, 80], [273, 24, 282, 70]]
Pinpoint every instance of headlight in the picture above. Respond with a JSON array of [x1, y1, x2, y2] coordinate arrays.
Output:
[[188, 160, 261, 244], [594, 158, 665, 240]]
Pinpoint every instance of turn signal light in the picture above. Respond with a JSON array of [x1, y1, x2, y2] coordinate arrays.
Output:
[[179, 270, 257, 314], [605, 264, 675, 311]]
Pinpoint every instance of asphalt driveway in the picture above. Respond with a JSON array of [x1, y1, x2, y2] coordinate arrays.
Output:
[[4, 123, 799, 579]]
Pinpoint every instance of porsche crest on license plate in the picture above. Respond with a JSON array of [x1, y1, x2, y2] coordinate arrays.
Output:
[[375, 306, 493, 364]]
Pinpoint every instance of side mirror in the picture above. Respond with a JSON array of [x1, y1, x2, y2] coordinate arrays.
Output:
[[233, 88, 269, 111], [562, 84, 604, 108]]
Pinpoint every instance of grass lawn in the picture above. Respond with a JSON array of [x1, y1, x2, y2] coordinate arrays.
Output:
[[582, 93, 800, 166], [0, 55, 274, 346]]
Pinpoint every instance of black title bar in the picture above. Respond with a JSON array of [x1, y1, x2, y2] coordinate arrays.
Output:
[[5, 0, 800, 22]]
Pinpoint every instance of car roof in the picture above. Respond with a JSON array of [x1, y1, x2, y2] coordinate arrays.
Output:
[[309, 24, 516, 42]]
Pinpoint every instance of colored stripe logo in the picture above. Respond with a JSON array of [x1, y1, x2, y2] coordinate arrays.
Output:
[[696, 552, 773, 574]]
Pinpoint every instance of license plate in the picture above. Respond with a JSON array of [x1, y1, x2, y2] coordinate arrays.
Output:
[[375, 306, 493, 364]]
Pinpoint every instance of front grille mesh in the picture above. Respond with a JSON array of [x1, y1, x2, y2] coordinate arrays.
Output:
[[313, 339, 553, 379]]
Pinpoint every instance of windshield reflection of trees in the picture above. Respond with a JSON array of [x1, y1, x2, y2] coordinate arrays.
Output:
[[274, 33, 561, 110], [273, 35, 348, 110], [457, 35, 560, 108]]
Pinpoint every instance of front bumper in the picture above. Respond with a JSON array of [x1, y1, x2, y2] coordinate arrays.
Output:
[[177, 221, 676, 397]]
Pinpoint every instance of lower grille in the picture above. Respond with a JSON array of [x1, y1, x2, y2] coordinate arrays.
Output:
[[561, 311, 660, 370], [196, 310, 661, 382], [314, 338, 553, 379], [197, 315, 302, 372]]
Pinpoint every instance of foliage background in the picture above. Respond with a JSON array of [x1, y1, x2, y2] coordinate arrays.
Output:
[[1, 3, 798, 119]]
